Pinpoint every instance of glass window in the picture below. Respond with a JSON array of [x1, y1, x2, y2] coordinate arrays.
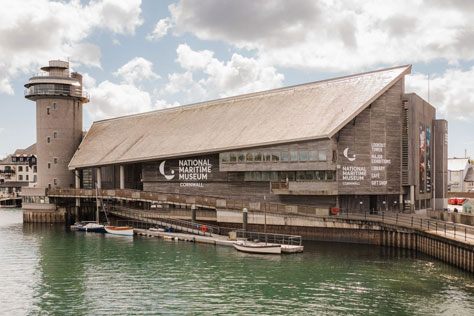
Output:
[[271, 152, 280, 162], [296, 171, 306, 181], [270, 171, 278, 181], [319, 150, 327, 161], [246, 153, 254, 162], [254, 152, 262, 162], [305, 171, 314, 180], [315, 171, 325, 180], [54, 158, 58, 164], [47, 108, 50, 115], [309, 151, 318, 161], [221, 153, 229, 163], [230, 153, 237, 163], [12, 157, 17, 162], [245, 172, 252, 181], [290, 151, 298, 162], [281, 152, 289, 162], [261, 172, 270, 181], [53, 179, 58, 185], [238, 153, 245, 163], [53, 132, 58, 138], [253, 171, 261, 181], [26, 175, 29, 181], [48, 162, 51, 169], [18, 166, 23, 172], [33, 166, 37, 172], [299, 151, 308, 161], [47, 137, 51, 144], [326, 170, 334, 181], [263, 152, 271, 162], [19, 175, 23, 180], [53, 102, 57, 109], [26, 166, 29, 172]]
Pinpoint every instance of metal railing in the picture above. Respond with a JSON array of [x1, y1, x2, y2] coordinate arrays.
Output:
[[235, 230, 302, 246], [108, 206, 221, 236], [338, 210, 474, 243]]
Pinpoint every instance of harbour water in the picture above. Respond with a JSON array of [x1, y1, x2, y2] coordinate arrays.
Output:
[[1, 208, 474, 315]]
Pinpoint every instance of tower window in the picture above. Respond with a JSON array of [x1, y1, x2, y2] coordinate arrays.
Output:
[[48, 162, 51, 169], [54, 157, 58, 164], [53, 131, 58, 138], [53, 102, 57, 109], [47, 137, 51, 144], [26, 175, 29, 181], [53, 178, 58, 186], [47, 107, 50, 115]]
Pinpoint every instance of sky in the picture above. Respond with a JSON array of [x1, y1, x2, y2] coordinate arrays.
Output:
[[1, 0, 474, 159]]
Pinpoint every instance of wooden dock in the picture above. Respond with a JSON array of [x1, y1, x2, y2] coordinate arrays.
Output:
[[134, 228, 304, 253]]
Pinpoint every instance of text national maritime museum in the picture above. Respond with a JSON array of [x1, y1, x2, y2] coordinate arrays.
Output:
[[66, 65, 447, 213]]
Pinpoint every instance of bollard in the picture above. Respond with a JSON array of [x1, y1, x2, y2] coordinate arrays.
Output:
[[243, 208, 248, 231]]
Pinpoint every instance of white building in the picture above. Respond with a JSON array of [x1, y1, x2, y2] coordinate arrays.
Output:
[[0, 144, 37, 199], [448, 158, 474, 192]]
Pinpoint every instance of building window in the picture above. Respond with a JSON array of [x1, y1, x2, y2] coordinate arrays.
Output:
[[230, 153, 237, 163], [281, 152, 289, 162], [254, 152, 262, 162], [47, 137, 51, 144], [326, 170, 334, 181], [33, 166, 37, 173], [54, 157, 58, 164], [19, 175, 23, 180], [262, 152, 270, 162], [299, 151, 308, 162], [53, 178, 58, 186], [53, 102, 57, 109], [309, 151, 318, 161], [315, 171, 325, 181], [319, 150, 327, 161], [237, 153, 245, 163], [12, 157, 17, 162], [53, 131, 58, 138], [26, 166, 29, 172], [290, 151, 298, 162], [18, 166, 23, 172], [33, 175, 37, 182], [271, 152, 280, 162], [48, 162, 51, 169], [48, 184, 51, 189], [26, 175, 29, 181], [296, 171, 306, 181], [47, 107, 50, 115], [246, 153, 254, 162], [220, 153, 229, 163]]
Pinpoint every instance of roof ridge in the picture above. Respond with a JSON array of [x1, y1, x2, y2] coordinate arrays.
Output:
[[94, 65, 411, 124]]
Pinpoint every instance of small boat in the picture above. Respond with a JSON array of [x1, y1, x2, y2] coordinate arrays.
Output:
[[75, 222, 106, 233], [104, 226, 133, 236], [233, 241, 281, 254]]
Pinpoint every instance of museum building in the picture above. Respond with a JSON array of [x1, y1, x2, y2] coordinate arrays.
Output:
[[68, 65, 448, 213]]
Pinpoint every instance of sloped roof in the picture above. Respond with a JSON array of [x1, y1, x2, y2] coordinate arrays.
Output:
[[448, 158, 469, 171], [465, 167, 474, 182], [13, 143, 36, 156], [69, 65, 411, 169]]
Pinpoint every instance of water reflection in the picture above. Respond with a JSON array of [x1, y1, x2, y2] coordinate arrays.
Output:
[[0, 209, 473, 315]]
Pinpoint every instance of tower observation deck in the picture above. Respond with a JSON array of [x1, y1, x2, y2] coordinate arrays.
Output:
[[24, 60, 87, 190]]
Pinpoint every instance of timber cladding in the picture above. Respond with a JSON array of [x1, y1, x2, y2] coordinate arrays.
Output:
[[141, 153, 336, 206], [337, 79, 404, 195]]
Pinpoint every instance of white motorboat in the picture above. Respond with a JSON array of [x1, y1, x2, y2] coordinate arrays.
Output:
[[233, 241, 281, 254], [104, 226, 134, 236]]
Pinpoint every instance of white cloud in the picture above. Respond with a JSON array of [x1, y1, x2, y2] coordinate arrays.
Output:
[[0, 0, 143, 95], [147, 17, 173, 41], [163, 0, 474, 72], [86, 80, 153, 120], [164, 44, 284, 101], [155, 99, 180, 109], [113, 57, 160, 84], [406, 67, 474, 121]]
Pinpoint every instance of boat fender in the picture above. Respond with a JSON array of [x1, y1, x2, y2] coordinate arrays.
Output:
[[200, 226, 207, 233]]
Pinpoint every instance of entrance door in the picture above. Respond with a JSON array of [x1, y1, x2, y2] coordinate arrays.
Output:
[[370, 195, 377, 214]]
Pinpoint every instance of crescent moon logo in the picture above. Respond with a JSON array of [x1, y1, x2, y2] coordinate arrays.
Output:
[[343, 147, 356, 162], [159, 160, 175, 180]]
